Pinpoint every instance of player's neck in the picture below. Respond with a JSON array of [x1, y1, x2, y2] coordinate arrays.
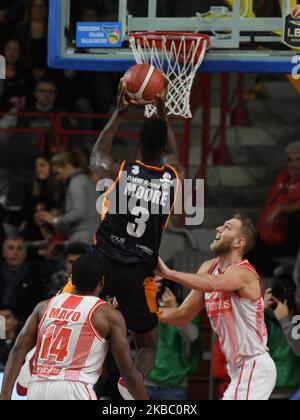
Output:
[[73, 290, 99, 297], [216, 253, 243, 272], [140, 155, 163, 168]]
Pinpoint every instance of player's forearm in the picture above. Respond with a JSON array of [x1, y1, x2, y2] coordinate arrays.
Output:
[[165, 268, 245, 293], [122, 371, 149, 400], [90, 110, 123, 161], [159, 307, 193, 327], [165, 119, 178, 157], [0, 344, 29, 400], [166, 269, 214, 292]]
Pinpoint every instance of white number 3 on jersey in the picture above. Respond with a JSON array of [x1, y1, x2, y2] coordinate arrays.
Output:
[[127, 206, 150, 239]]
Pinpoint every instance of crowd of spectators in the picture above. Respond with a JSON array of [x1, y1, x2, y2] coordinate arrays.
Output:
[[0, 1, 107, 338], [248, 142, 300, 278], [0, 0, 120, 144]]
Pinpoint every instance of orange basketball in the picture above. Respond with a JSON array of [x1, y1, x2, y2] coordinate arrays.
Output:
[[292, 4, 300, 18], [123, 64, 166, 104]]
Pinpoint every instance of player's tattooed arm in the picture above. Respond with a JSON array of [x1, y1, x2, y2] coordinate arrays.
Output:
[[0, 301, 49, 400], [90, 81, 132, 179]]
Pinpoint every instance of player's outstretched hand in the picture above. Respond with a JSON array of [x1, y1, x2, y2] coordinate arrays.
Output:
[[155, 257, 172, 279], [117, 79, 136, 115]]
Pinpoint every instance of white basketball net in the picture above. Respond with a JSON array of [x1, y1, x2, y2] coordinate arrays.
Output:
[[130, 34, 208, 119]]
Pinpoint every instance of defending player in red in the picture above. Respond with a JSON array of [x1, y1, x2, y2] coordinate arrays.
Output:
[[155, 214, 277, 401]]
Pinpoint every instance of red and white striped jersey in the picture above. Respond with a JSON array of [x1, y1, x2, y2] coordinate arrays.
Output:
[[205, 259, 268, 370], [31, 293, 108, 385]]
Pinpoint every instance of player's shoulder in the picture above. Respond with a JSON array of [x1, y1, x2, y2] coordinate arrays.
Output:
[[94, 303, 124, 325], [164, 161, 182, 179], [198, 259, 217, 274], [92, 304, 126, 340], [34, 299, 52, 319], [234, 262, 259, 282]]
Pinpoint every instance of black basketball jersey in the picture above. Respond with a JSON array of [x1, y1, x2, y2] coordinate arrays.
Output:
[[95, 160, 179, 268]]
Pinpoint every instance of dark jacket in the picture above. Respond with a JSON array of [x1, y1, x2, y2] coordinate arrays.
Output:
[[14, 23, 48, 68], [0, 338, 16, 370], [0, 258, 50, 324]]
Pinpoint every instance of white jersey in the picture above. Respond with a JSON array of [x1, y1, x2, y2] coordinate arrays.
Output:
[[205, 259, 268, 370], [31, 293, 109, 386]]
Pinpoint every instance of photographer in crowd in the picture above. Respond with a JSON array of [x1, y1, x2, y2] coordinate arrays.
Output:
[[264, 270, 300, 399]]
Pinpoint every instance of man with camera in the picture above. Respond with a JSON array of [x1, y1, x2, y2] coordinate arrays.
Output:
[[264, 273, 300, 399]]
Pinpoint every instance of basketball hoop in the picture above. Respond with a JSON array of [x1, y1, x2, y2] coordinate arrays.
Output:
[[130, 32, 209, 119]]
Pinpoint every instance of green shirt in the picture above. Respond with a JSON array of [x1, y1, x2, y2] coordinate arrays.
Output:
[[148, 317, 202, 388], [265, 310, 300, 389]]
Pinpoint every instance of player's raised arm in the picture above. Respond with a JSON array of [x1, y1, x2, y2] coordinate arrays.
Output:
[[90, 81, 132, 179], [156, 258, 256, 294], [156, 95, 185, 179], [93, 306, 148, 400], [159, 289, 205, 327], [158, 260, 213, 326], [0, 301, 48, 400]]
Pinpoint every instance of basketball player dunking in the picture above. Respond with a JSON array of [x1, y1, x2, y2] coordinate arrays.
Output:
[[13, 84, 182, 400], [0, 255, 148, 400], [89, 82, 182, 398], [155, 214, 277, 401]]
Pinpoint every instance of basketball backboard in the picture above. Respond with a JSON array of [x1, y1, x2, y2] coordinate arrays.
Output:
[[48, 0, 300, 73]]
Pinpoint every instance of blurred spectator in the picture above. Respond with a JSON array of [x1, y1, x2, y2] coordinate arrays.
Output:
[[0, 0, 26, 50], [0, 38, 29, 138], [20, 201, 67, 259], [18, 80, 66, 151], [127, 0, 172, 17], [0, 38, 29, 113], [294, 244, 300, 291], [248, 142, 300, 276], [145, 282, 202, 401], [21, 154, 63, 229], [212, 337, 230, 400], [264, 272, 300, 399], [0, 204, 17, 239], [14, 0, 48, 79], [0, 235, 48, 324], [37, 150, 98, 244], [0, 83, 16, 143], [72, 0, 111, 23], [55, 70, 94, 131], [0, 204, 6, 250], [18, 79, 62, 128], [0, 305, 19, 370], [46, 241, 89, 298]]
